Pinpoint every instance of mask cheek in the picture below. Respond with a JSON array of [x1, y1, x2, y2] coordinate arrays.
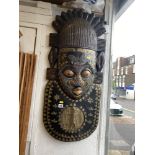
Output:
[[60, 76, 74, 94], [66, 80, 74, 91], [82, 76, 94, 91]]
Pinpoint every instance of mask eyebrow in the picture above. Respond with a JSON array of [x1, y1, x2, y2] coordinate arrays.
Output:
[[83, 63, 95, 73], [61, 65, 74, 72]]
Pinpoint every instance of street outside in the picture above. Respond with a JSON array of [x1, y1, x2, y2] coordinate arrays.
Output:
[[108, 98, 135, 155]]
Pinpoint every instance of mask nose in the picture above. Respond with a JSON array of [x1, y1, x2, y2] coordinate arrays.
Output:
[[74, 83, 81, 88], [72, 75, 84, 87]]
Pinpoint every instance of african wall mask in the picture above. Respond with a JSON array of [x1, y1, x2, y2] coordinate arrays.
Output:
[[43, 9, 106, 142]]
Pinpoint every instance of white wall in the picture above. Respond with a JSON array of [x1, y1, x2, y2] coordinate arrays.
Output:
[[20, 26, 36, 53]]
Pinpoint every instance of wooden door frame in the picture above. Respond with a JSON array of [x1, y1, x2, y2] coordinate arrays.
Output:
[[19, 21, 44, 155]]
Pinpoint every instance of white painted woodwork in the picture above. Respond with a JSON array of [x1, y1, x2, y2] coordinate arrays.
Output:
[[98, 1, 114, 155], [20, 12, 53, 26], [36, 1, 53, 9], [20, 26, 36, 54], [19, 5, 52, 16], [19, 21, 44, 142], [19, 1, 113, 155]]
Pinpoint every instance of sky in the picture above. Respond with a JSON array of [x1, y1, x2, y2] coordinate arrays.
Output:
[[112, 1, 136, 61]]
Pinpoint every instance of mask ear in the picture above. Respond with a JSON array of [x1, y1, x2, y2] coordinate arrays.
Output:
[[96, 38, 105, 72], [47, 33, 59, 80], [94, 72, 103, 84], [94, 51, 105, 84], [48, 47, 58, 68], [96, 51, 105, 72]]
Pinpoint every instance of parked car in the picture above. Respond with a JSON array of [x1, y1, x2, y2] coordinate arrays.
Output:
[[110, 99, 123, 116], [130, 143, 135, 155], [111, 94, 117, 100]]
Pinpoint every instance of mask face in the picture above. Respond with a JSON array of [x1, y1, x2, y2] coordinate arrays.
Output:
[[58, 49, 96, 99]]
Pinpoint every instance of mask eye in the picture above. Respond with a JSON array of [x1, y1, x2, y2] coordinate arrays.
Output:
[[63, 70, 74, 78], [81, 70, 92, 78]]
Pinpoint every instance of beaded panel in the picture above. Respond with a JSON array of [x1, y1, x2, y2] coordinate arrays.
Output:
[[43, 81, 101, 141]]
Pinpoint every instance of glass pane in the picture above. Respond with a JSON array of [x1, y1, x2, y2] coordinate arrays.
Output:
[[108, 2, 135, 155]]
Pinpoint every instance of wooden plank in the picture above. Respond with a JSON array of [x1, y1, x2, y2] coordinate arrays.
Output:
[[19, 52, 37, 155], [20, 53, 26, 155], [19, 53, 28, 111], [20, 53, 31, 155], [19, 52, 24, 94], [20, 53, 30, 155], [23, 54, 36, 147]]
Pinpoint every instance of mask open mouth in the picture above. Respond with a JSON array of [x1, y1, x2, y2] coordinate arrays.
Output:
[[72, 87, 82, 96]]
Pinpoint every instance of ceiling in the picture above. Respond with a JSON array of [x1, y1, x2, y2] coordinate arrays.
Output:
[[32, 0, 134, 20], [114, 0, 134, 20], [33, 0, 67, 5]]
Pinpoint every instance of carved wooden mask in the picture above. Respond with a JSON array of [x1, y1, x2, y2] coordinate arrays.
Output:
[[43, 9, 106, 141]]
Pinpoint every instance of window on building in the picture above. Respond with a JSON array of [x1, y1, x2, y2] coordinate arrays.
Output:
[[117, 68, 119, 75], [125, 66, 128, 75], [130, 57, 135, 64], [117, 57, 120, 69], [116, 82, 118, 87], [112, 69, 115, 76], [121, 67, 123, 75], [123, 75, 125, 83], [133, 64, 135, 73]]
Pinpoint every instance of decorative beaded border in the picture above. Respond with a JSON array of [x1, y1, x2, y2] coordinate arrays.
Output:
[[43, 80, 101, 142]]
